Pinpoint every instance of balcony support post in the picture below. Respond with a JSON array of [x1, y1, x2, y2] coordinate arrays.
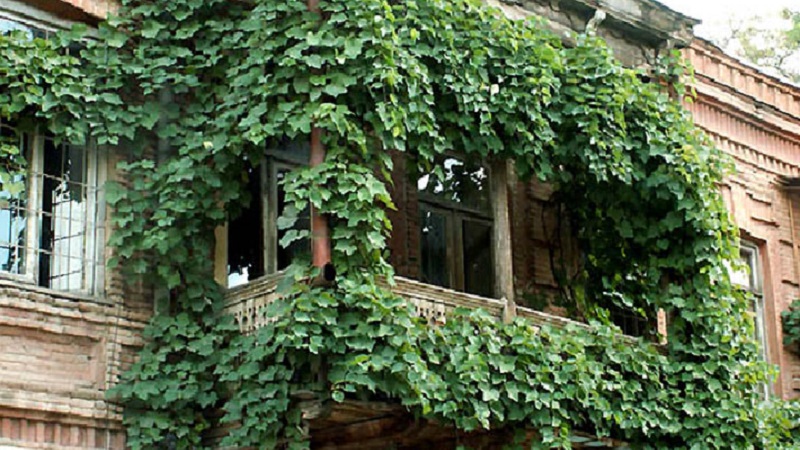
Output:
[[307, 0, 333, 275], [491, 159, 515, 303], [309, 127, 332, 270]]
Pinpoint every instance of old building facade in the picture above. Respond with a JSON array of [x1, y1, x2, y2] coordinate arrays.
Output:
[[1, 0, 799, 448], [0, 1, 144, 448], [684, 39, 800, 400]]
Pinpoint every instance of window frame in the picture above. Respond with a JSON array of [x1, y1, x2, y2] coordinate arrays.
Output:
[[0, 0, 99, 38], [416, 155, 495, 296], [0, 127, 106, 296], [0, 0, 107, 297], [225, 142, 311, 288], [736, 242, 771, 399]]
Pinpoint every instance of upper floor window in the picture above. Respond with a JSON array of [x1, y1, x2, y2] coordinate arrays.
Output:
[[608, 304, 652, 338], [0, 120, 106, 295], [227, 140, 310, 287], [417, 156, 493, 297], [0, 12, 47, 38]]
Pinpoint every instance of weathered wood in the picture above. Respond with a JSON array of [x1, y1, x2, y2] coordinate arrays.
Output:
[[213, 223, 228, 286], [307, 401, 629, 449], [502, 296, 517, 324], [312, 415, 421, 449], [491, 159, 515, 302]]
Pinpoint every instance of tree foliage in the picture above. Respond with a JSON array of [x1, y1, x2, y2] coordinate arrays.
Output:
[[0, 0, 797, 448], [717, 8, 800, 83]]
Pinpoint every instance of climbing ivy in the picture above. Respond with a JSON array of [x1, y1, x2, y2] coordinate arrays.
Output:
[[783, 299, 800, 353], [0, 0, 797, 448]]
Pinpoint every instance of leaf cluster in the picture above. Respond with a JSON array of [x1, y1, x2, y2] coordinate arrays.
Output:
[[782, 299, 800, 352]]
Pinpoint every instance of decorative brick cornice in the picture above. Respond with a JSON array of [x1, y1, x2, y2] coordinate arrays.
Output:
[[685, 39, 800, 121]]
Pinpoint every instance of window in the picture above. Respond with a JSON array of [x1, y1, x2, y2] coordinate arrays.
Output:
[[0, 120, 106, 295], [730, 242, 770, 398], [0, 0, 83, 40], [417, 156, 493, 297], [609, 304, 651, 338], [227, 140, 310, 287], [0, 3, 88, 59]]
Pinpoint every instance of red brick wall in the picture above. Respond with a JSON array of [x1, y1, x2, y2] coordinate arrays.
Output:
[[0, 147, 152, 448], [685, 40, 800, 400], [60, 0, 116, 17]]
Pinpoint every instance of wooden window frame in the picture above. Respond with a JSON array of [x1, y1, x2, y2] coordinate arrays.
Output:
[[416, 155, 510, 298], [222, 144, 310, 287], [418, 201, 494, 293]]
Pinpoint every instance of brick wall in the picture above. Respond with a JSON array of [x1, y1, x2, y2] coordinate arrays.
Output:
[[0, 144, 152, 449], [60, 0, 116, 18], [685, 39, 800, 400], [0, 284, 143, 449]]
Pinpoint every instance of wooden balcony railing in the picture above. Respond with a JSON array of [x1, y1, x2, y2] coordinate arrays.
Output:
[[223, 273, 592, 335]]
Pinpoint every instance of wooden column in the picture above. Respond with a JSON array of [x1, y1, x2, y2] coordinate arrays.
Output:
[[491, 159, 515, 304], [309, 127, 331, 269], [307, 0, 332, 271]]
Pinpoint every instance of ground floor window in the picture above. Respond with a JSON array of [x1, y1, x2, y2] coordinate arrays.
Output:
[[0, 121, 105, 294]]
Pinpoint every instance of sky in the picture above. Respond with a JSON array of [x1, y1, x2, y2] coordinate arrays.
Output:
[[658, 0, 794, 40]]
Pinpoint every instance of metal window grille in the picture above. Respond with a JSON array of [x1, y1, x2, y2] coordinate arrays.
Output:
[[33, 136, 105, 294], [0, 121, 28, 276], [0, 119, 106, 295]]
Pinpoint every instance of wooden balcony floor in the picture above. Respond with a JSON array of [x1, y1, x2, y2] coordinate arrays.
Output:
[[307, 400, 625, 449]]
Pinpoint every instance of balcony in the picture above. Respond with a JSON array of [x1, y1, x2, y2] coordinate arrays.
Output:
[[222, 274, 630, 449]]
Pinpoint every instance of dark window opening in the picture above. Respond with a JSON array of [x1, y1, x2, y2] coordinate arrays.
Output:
[[608, 305, 651, 338], [38, 137, 94, 292], [420, 207, 450, 288], [226, 139, 311, 287], [417, 156, 493, 297], [227, 164, 264, 287], [462, 219, 493, 298]]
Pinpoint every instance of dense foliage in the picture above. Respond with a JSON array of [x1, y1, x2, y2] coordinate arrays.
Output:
[[783, 299, 800, 352], [1, 0, 797, 448]]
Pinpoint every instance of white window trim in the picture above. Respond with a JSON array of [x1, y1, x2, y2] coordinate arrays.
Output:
[[0, 6, 105, 295], [738, 242, 771, 399]]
